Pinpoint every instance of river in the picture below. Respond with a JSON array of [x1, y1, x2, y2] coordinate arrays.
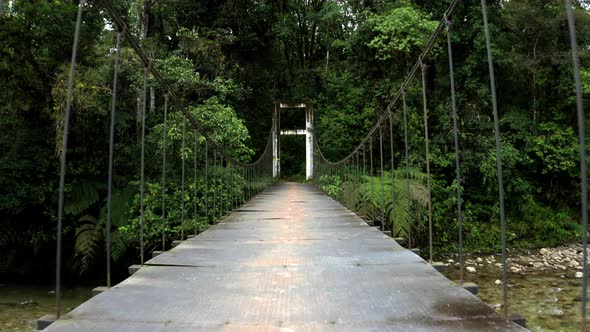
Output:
[[0, 284, 91, 331], [444, 258, 584, 331]]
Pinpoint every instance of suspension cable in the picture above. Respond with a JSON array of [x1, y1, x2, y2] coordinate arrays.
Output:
[[481, 0, 508, 318], [363, 145, 367, 216], [379, 127, 385, 231], [221, 155, 225, 216], [181, 115, 186, 240], [356, 152, 360, 212], [421, 63, 434, 263], [55, 0, 85, 318], [389, 113, 396, 237], [445, 17, 465, 285], [161, 94, 168, 250], [213, 150, 217, 221], [402, 92, 412, 249], [565, 0, 588, 329], [194, 131, 198, 235], [205, 140, 209, 223], [106, 31, 122, 289], [370, 137, 375, 225], [139, 66, 148, 266]]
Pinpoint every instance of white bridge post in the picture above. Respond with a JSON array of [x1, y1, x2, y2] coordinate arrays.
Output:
[[306, 105, 313, 180], [272, 104, 280, 178], [273, 102, 314, 180]]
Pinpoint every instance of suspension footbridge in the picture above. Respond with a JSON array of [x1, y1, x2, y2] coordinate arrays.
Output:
[[2, 0, 587, 330]]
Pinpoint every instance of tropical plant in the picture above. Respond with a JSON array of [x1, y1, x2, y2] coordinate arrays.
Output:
[[73, 186, 133, 274], [319, 167, 429, 242]]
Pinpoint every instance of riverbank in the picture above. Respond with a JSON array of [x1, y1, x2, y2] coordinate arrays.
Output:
[[442, 243, 587, 331], [0, 284, 91, 331], [444, 244, 586, 278]]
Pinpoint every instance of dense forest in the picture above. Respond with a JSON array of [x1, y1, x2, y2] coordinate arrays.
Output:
[[1, 0, 589, 283]]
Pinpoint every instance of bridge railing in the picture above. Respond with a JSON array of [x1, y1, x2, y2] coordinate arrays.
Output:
[[312, 0, 589, 329], [15, 0, 276, 321]]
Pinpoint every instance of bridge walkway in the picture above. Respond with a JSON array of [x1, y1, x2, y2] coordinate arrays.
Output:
[[47, 182, 525, 331]]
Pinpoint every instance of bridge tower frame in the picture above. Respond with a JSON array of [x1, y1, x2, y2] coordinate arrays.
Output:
[[272, 101, 314, 180]]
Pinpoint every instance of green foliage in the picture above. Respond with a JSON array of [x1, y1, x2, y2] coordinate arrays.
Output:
[[64, 180, 105, 216], [70, 186, 133, 274], [531, 122, 577, 176], [123, 166, 248, 249], [318, 174, 342, 198], [517, 203, 580, 248], [367, 3, 438, 62], [73, 215, 102, 274], [317, 167, 429, 242], [188, 98, 254, 161], [316, 72, 376, 160]]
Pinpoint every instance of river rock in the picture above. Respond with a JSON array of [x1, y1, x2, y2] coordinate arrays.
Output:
[[495, 279, 502, 285], [551, 309, 564, 316], [18, 300, 38, 306], [476, 257, 483, 263], [569, 260, 579, 267], [466, 266, 477, 274], [576, 271, 584, 278], [540, 248, 549, 255]]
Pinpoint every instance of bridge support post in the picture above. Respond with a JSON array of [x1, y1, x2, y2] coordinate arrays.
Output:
[[273, 101, 314, 180], [431, 262, 447, 272], [272, 103, 280, 178], [306, 105, 314, 180], [37, 314, 56, 330], [462, 282, 479, 295], [92, 286, 109, 297], [128, 265, 141, 276], [509, 313, 527, 328]]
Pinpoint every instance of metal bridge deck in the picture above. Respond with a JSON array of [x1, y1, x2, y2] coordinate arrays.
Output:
[[47, 183, 525, 331]]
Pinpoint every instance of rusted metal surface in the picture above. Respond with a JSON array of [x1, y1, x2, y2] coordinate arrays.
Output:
[[47, 183, 527, 331]]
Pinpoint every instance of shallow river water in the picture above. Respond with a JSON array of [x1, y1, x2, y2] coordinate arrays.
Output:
[[0, 284, 91, 331], [444, 262, 585, 331]]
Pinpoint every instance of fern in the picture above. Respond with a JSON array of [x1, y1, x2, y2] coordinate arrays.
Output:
[[98, 187, 134, 227], [335, 168, 429, 240], [73, 187, 134, 274], [74, 215, 102, 274], [110, 231, 128, 263], [0, 225, 17, 248], [64, 180, 105, 216]]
